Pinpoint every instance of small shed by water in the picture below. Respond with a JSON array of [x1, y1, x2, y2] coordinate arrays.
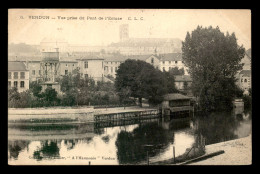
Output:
[[161, 93, 193, 116]]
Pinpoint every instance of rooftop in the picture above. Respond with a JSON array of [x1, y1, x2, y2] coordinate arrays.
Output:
[[163, 93, 191, 101], [159, 53, 182, 61], [109, 38, 182, 47], [103, 54, 128, 62], [8, 61, 28, 71], [126, 54, 151, 61], [239, 70, 251, 77]]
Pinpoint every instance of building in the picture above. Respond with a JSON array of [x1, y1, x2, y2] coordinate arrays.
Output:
[[237, 70, 251, 94], [107, 38, 182, 55], [76, 55, 105, 82], [39, 51, 61, 94], [158, 53, 188, 74], [103, 54, 127, 78], [119, 24, 129, 42], [40, 37, 69, 52], [241, 48, 251, 70], [161, 93, 192, 118], [8, 61, 29, 93], [103, 53, 189, 78], [35, 24, 182, 56], [174, 75, 192, 90]]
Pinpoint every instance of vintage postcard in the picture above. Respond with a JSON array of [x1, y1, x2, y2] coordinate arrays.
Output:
[[8, 9, 251, 165]]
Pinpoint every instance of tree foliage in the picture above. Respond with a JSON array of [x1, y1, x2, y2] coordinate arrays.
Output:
[[115, 59, 177, 106], [29, 81, 42, 98], [168, 67, 185, 76], [182, 26, 245, 111]]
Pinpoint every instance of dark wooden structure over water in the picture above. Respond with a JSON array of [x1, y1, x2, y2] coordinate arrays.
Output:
[[94, 110, 159, 122], [161, 93, 193, 119]]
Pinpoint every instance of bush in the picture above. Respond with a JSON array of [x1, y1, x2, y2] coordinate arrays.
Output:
[[243, 94, 252, 110]]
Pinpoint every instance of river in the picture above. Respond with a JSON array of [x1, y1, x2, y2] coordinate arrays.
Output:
[[8, 110, 251, 165]]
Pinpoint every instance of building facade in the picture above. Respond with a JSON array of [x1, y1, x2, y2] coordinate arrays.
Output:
[[103, 53, 189, 78], [174, 75, 192, 90], [237, 70, 251, 94], [104, 56, 125, 78], [159, 53, 188, 75], [8, 61, 29, 93], [77, 57, 105, 81]]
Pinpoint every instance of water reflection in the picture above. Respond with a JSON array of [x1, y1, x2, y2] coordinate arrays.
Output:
[[115, 122, 172, 164], [8, 140, 29, 160], [8, 110, 251, 165], [33, 140, 61, 160], [193, 111, 252, 145]]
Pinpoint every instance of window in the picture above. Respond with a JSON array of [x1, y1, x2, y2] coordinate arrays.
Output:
[[111, 62, 112, 64], [8, 72, 11, 79], [163, 61, 165, 64], [163, 67, 165, 71], [73, 64, 74, 67], [169, 61, 171, 64], [175, 61, 177, 64], [241, 79, 243, 83], [14, 81, 18, 88], [182, 61, 184, 63], [20, 81, 24, 88], [151, 58, 154, 64], [85, 74, 88, 78], [66, 64, 68, 67], [115, 67, 118, 71], [65, 70, 68, 75], [8, 81, 11, 87], [14, 72, 18, 79], [39, 70, 41, 75], [20, 72, 25, 79], [244, 79, 247, 83], [84, 61, 88, 69], [111, 67, 113, 73], [32, 70, 35, 75]]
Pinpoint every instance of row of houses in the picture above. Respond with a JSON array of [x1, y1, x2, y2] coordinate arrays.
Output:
[[8, 49, 251, 95], [103, 53, 188, 78], [8, 52, 191, 93]]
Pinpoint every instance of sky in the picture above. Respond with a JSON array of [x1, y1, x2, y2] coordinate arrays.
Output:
[[8, 9, 251, 49]]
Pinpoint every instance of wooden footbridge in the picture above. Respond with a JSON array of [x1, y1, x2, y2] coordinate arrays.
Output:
[[94, 109, 159, 122]]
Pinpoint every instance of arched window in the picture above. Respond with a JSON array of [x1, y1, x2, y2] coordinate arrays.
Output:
[[244, 79, 247, 83], [151, 58, 154, 64]]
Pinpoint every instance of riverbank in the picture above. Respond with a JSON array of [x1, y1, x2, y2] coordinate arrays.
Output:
[[189, 135, 252, 165], [151, 135, 251, 165], [8, 106, 158, 123]]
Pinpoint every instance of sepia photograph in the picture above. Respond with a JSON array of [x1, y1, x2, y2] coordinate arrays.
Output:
[[8, 9, 251, 165]]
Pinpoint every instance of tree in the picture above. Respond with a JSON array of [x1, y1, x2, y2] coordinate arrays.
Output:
[[115, 59, 171, 107], [8, 87, 21, 108], [42, 87, 58, 106], [60, 68, 91, 106], [168, 67, 185, 76], [162, 71, 179, 94], [29, 81, 42, 98], [182, 26, 245, 111]]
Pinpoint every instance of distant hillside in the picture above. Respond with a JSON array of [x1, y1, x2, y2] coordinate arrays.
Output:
[[8, 43, 40, 54]]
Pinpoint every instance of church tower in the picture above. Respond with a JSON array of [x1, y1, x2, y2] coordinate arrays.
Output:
[[119, 24, 129, 42]]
